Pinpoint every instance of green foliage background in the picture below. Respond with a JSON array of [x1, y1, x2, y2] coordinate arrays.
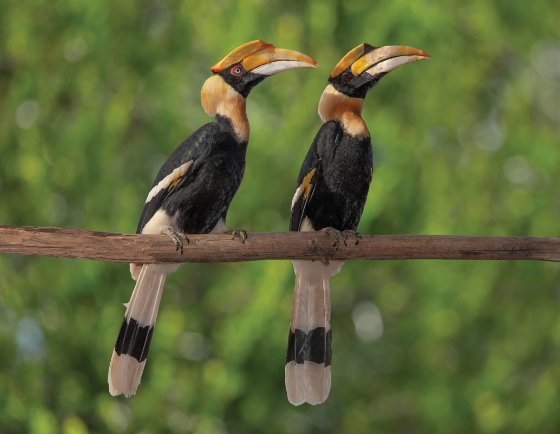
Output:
[[1, 0, 559, 433]]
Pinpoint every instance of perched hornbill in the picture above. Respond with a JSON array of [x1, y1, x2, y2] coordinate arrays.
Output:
[[286, 44, 430, 405], [108, 40, 318, 397]]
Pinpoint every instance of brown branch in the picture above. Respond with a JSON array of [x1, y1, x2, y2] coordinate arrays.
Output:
[[1, 225, 559, 264]]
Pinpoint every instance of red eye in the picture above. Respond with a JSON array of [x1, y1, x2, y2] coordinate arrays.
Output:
[[230, 65, 243, 77], [342, 73, 351, 82]]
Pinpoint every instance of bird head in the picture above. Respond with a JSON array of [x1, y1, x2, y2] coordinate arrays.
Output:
[[318, 44, 429, 126], [201, 40, 317, 134], [327, 43, 430, 99], [206, 40, 318, 99]]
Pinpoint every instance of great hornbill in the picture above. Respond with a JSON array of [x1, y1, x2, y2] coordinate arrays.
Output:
[[108, 40, 318, 397], [286, 43, 430, 405]]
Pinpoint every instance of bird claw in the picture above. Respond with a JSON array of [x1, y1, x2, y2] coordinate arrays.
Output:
[[227, 229, 248, 244], [342, 230, 362, 246], [163, 227, 189, 254], [326, 227, 342, 250]]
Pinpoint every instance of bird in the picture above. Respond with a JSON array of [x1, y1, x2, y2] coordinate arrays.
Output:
[[286, 43, 430, 405], [108, 40, 318, 398]]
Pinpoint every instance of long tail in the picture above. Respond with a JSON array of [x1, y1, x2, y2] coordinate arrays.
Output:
[[108, 263, 177, 397], [285, 259, 344, 405]]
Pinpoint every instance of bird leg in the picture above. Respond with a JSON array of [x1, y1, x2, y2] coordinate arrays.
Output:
[[163, 226, 189, 254], [226, 229, 248, 244], [326, 227, 342, 250], [342, 230, 362, 246]]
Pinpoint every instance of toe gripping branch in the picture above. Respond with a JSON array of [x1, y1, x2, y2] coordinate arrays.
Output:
[[228, 229, 248, 244], [342, 230, 362, 246], [163, 227, 190, 254], [327, 227, 342, 250], [326, 227, 362, 250]]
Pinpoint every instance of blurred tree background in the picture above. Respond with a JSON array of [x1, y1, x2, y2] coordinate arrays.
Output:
[[1, 0, 559, 433]]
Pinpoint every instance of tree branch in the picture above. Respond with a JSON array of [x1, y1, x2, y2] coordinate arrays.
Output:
[[1, 225, 559, 264]]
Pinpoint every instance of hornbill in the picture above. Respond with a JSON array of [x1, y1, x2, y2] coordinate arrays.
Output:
[[108, 40, 318, 397], [286, 43, 430, 405]]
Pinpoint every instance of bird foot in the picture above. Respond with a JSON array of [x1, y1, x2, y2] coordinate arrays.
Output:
[[342, 230, 362, 246], [326, 227, 343, 250], [226, 229, 248, 244], [163, 227, 189, 254]]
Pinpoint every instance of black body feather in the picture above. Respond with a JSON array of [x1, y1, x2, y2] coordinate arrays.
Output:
[[290, 120, 373, 232], [137, 121, 247, 234]]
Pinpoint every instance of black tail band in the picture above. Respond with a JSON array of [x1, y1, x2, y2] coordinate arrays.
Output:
[[114, 317, 154, 362], [286, 327, 332, 366]]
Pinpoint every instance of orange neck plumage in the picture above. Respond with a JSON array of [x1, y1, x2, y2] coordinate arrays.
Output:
[[201, 75, 250, 143], [318, 84, 369, 137]]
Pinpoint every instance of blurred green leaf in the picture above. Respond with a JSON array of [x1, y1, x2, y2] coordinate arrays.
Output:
[[0, 0, 559, 433]]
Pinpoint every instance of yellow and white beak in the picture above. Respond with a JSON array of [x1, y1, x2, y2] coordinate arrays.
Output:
[[357, 46, 430, 77], [211, 40, 318, 76], [331, 44, 430, 79]]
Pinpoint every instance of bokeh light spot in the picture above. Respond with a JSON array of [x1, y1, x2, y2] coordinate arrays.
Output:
[[64, 38, 87, 63], [352, 301, 384, 342], [16, 100, 39, 129]]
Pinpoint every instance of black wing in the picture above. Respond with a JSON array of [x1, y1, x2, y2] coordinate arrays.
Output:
[[290, 121, 342, 231], [136, 123, 220, 234]]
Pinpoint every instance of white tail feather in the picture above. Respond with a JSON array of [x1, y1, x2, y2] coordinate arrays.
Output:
[[304, 363, 332, 405], [286, 260, 344, 406], [108, 263, 177, 397], [285, 363, 307, 406]]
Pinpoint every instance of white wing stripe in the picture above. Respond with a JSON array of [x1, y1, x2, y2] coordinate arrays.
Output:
[[145, 161, 193, 204], [291, 186, 304, 210]]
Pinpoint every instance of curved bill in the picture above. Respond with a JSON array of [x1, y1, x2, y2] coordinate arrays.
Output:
[[351, 45, 430, 77], [243, 47, 318, 75], [211, 40, 318, 76]]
